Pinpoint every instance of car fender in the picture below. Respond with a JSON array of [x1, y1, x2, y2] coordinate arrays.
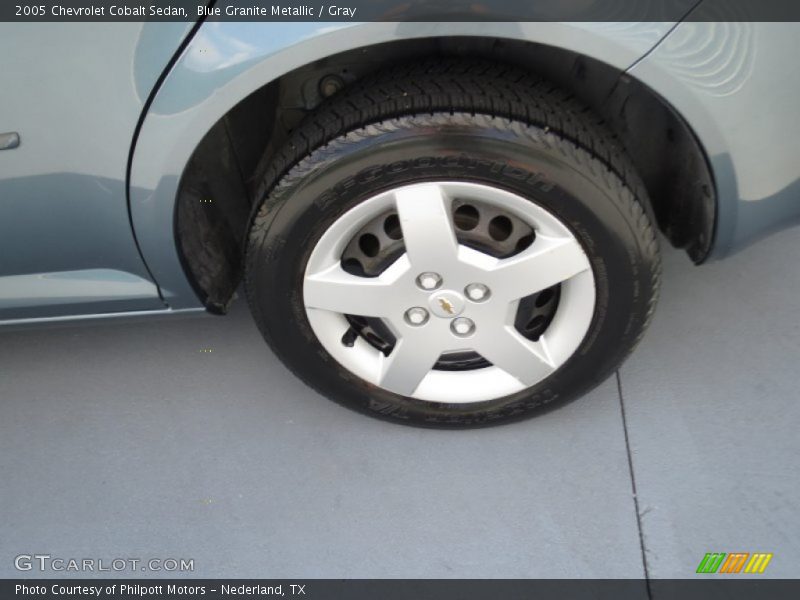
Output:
[[630, 21, 800, 259]]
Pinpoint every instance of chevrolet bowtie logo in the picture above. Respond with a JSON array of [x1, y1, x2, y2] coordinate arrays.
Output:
[[438, 298, 455, 315]]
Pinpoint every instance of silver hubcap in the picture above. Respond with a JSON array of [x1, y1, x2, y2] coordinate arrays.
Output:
[[303, 181, 596, 403]]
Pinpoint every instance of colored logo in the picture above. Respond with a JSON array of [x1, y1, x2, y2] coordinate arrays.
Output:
[[438, 298, 455, 315], [696, 552, 773, 574]]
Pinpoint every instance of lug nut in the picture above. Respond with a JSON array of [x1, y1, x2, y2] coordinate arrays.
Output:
[[451, 317, 475, 337], [416, 272, 442, 291], [465, 283, 490, 302], [404, 307, 429, 326]]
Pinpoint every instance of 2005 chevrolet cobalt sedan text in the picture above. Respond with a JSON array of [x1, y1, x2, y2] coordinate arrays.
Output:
[[1, 15, 798, 426]]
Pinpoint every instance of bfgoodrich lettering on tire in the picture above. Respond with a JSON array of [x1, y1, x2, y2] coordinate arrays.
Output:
[[245, 60, 660, 427]]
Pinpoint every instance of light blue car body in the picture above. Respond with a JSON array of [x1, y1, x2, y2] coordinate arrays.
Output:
[[1, 17, 798, 325]]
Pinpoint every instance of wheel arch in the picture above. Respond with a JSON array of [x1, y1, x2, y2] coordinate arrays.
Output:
[[129, 22, 716, 312]]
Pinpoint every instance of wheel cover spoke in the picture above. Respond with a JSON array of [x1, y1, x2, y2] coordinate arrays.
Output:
[[305, 258, 407, 317], [475, 326, 556, 386], [478, 236, 590, 301], [394, 183, 459, 269], [378, 333, 444, 396]]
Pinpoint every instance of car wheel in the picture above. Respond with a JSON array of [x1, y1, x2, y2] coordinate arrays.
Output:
[[245, 61, 660, 427]]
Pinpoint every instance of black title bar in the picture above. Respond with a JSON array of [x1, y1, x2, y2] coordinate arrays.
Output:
[[4, 579, 800, 600], [4, 0, 800, 22]]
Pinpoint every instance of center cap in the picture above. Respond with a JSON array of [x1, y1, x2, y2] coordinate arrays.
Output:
[[428, 290, 466, 318]]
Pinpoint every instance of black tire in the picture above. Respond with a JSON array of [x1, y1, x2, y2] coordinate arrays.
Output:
[[245, 60, 660, 428]]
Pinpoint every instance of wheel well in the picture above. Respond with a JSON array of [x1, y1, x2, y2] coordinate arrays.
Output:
[[175, 36, 715, 312]]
